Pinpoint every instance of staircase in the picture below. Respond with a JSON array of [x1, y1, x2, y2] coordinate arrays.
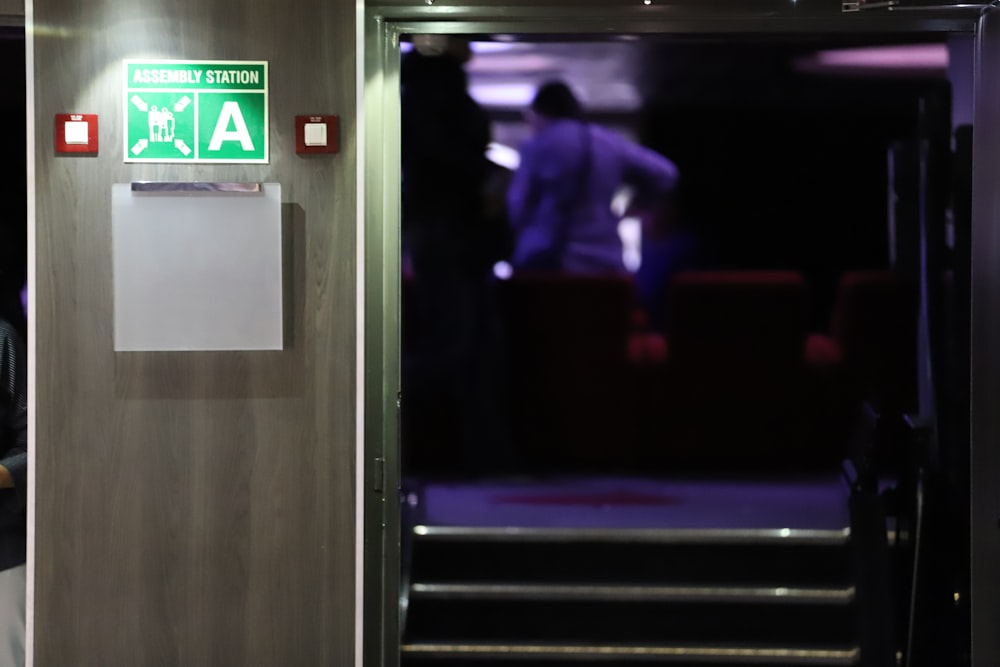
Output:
[[401, 519, 860, 666]]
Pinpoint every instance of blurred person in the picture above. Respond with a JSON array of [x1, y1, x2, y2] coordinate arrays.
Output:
[[0, 317, 25, 667], [401, 35, 493, 271], [507, 81, 681, 273], [400, 35, 514, 475], [0, 289, 22, 346], [0, 255, 24, 342]]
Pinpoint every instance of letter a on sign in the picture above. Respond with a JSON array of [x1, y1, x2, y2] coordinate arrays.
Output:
[[208, 101, 255, 151]]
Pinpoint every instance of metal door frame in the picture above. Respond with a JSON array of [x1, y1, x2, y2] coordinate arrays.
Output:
[[969, 8, 1000, 667], [358, 4, 995, 665]]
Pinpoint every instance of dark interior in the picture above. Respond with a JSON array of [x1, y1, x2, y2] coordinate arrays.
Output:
[[398, 32, 971, 667], [0, 27, 26, 339]]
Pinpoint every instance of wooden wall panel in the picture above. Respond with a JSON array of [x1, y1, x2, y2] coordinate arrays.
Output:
[[0, 0, 22, 17], [31, 1, 357, 665]]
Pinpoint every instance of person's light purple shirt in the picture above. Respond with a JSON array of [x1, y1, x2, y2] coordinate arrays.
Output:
[[507, 119, 679, 273]]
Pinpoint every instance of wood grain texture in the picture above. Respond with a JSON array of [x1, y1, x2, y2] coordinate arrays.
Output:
[[32, 1, 357, 665], [0, 0, 22, 17]]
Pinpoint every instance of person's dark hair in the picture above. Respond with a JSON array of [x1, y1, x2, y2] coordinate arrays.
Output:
[[531, 81, 582, 120]]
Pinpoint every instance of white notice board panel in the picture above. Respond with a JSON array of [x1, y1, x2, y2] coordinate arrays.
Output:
[[112, 182, 283, 351]]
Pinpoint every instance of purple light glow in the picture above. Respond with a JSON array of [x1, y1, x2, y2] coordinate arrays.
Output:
[[470, 42, 523, 54], [400, 40, 519, 55], [808, 43, 948, 71], [468, 82, 536, 107], [465, 54, 557, 74], [486, 142, 521, 170]]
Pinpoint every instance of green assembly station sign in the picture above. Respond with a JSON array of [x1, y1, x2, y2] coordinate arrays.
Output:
[[124, 60, 268, 163]]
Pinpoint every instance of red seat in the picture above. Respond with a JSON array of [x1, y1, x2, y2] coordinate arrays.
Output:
[[639, 270, 849, 471], [666, 270, 808, 372]]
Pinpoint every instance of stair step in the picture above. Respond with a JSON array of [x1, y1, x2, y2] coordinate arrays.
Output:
[[403, 597, 855, 644], [413, 525, 851, 545], [401, 641, 860, 665], [409, 527, 852, 587], [404, 521, 859, 662], [409, 582, 856, 604]]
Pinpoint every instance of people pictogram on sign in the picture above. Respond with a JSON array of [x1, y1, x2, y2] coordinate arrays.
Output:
[[147, 106, 176, 143]]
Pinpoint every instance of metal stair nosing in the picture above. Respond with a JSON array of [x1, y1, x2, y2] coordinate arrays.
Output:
[[408, 581, 857, 605], [412, 525, 852, 546], [401, 641, 862, 664]]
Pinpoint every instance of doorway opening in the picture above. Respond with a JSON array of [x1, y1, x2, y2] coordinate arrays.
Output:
[[0, 25, 27, 339], [371, 20, 974, 667]]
